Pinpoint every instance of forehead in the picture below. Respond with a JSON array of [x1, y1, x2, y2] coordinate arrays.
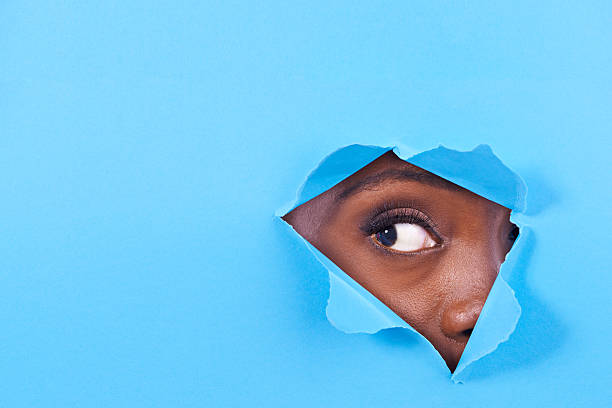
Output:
[[283, 150, 512, 236], [335, 151, 467, 201]]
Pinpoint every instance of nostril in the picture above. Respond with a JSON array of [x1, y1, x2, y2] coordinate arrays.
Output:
[[461, 328, 473, 337], [441, 300, 484, 340]]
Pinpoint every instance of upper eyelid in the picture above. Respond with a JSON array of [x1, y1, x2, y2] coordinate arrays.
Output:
[[372, 213, 431, 231], [378, 207, 438, 229]]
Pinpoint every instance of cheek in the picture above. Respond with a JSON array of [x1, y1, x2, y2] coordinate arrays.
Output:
[[380, 264, 448, 330], [317, 221, 451, 330], [323, 239, 446, 322]]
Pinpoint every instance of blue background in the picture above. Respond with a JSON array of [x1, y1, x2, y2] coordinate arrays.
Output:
[[1, 1, 610, 406]]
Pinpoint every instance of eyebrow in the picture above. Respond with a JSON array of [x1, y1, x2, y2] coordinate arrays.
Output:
[[337, 168, 463, 201]]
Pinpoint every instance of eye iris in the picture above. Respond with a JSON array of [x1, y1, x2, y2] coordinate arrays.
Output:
[[376, 226, 397, 247]]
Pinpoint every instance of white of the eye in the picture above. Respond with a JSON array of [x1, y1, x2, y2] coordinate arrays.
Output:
[[390, 223, 437, 252]]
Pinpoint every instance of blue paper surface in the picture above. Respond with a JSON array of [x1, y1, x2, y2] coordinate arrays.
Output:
[[1, 1, 611, 406]]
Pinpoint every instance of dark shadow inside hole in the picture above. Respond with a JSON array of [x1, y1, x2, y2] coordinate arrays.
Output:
[[283, 151, 519, 372]]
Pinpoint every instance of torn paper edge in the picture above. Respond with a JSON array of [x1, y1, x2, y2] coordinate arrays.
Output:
[[277, 142, 528, 380]]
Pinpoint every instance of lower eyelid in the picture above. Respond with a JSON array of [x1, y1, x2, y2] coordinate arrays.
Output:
[[369, 234, 443, 256], [369, 236, 419, 257]]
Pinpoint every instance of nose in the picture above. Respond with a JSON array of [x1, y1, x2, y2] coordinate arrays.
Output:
[[438, 230, 505, 343], [440, 298, 485, 341]]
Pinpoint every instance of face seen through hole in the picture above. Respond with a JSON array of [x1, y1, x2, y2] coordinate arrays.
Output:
[[283, 151, 519, 372]]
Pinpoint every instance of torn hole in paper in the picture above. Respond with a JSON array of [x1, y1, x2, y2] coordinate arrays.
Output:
[[278, 144, 527, 378]]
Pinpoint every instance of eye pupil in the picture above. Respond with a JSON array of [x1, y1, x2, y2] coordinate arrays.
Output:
[[377, 226, 397, 247]]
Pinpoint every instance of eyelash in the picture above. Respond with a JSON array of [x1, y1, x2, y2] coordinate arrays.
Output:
[[360, 203, 441, 240]]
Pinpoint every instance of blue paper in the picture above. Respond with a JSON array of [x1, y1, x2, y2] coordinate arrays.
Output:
[[1, 1, 610, 406]]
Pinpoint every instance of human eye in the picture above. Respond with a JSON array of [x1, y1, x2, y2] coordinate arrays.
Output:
[[374, 223, 438, 252], [362, 206, 442, 254]]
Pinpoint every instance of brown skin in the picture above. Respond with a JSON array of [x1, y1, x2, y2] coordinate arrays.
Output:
[[283, 151, 518, 372]]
